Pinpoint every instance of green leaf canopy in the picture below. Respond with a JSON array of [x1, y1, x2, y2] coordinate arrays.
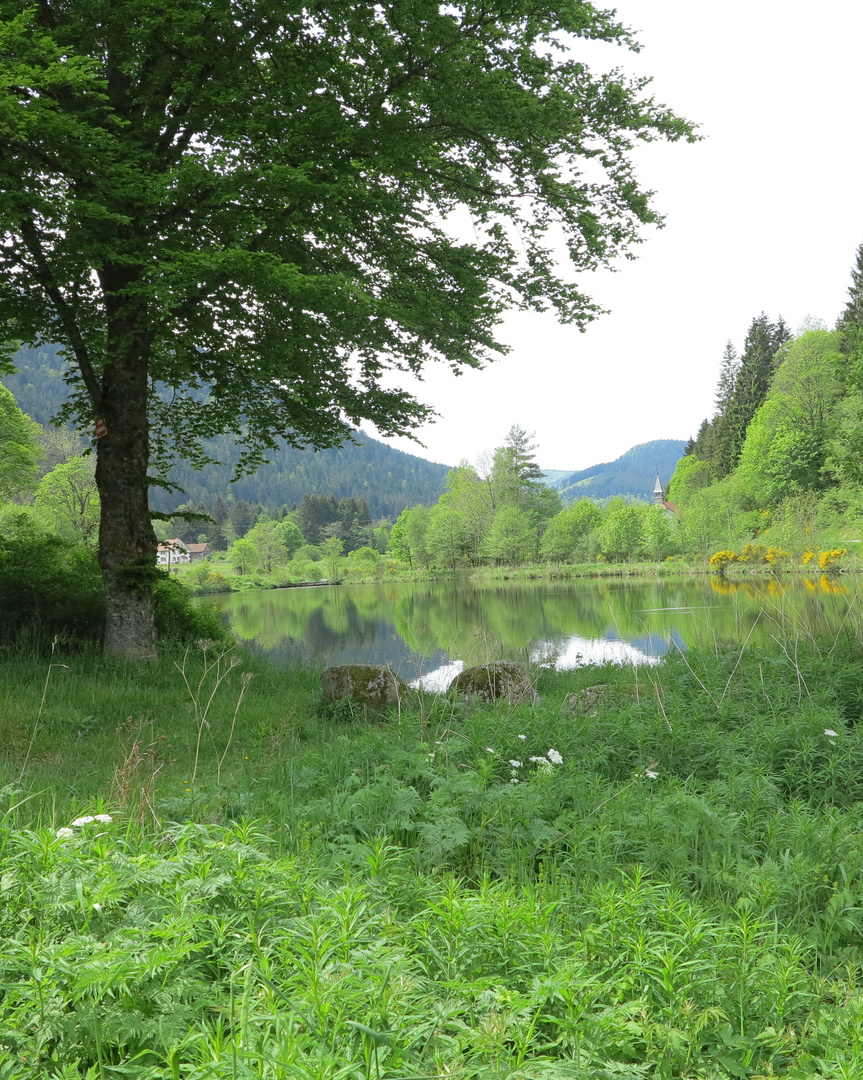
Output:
[[0, 0, 693, 463]]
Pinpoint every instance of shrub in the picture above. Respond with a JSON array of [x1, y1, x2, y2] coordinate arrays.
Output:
[[287, 557, 323, 581], [152, 576, 225, 642], [709, 549, 737, 574], [0, 513, 104, 648], [818, 547, 847, 571], [738, 542, 767, 564], [765, 545, 791, 566], [0, 511, 225, 649]]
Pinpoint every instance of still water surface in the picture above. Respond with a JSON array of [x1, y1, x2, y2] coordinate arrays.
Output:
[[209, 574, 857, 686]]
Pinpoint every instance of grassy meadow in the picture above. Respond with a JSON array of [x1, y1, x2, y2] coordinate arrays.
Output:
[[4, 628, 863, 1077]]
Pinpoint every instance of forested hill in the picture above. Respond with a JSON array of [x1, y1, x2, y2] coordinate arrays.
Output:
[[549, 440, 687, 502], [2, 343, 66, 425], [156, 435, 450, 520], [3, 345, 451, 520]]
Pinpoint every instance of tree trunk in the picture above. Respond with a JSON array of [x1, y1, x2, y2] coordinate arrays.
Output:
[[96, 346, 158, 660]]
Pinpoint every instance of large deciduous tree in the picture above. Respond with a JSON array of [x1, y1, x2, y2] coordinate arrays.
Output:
[[0, 0, 694, 658]]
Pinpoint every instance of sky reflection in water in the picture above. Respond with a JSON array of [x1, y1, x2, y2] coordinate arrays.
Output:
[[411, 632, 664, 692]]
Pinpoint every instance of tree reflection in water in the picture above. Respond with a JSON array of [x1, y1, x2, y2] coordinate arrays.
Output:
[[208, 577, 858, 683]]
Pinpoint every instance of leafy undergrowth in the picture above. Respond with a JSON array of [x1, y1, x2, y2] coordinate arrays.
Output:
[[4, 637, 863, 1076]]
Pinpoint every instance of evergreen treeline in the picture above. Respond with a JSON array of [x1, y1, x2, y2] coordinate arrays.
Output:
[[665, 241, 863, 561], [683, 314, 791, 480], [162, 492, 377, 554], [1, 345, 450, 521]]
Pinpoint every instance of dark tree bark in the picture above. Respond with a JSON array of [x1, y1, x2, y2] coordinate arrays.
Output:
[[96, 365, 158, 658], [95, 282, 158, 660]]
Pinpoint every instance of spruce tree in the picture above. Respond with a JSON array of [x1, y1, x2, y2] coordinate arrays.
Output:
[[714, 341, 739, 416], [691, 418, 715, 463], [704, 341, 739, 478], [491, 426, 546, 512], [718, 314, 788, 476], [839, 242, 863, 330], [683, 317, 790, 482]]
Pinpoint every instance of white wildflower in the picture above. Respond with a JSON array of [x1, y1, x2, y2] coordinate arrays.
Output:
[[529, 756, 547, 764], [94, 814, 113, 824], [510, 777, 520, 784], [824, 729, 839, 738], [517, 734, 527, 740], [71, 815, 95, 827], [484, 747, 495, 753], [56, 827, 75, 839], [508, 760, 522, 768], [644, 769, 659, 780], [547, 748, 563, 765]]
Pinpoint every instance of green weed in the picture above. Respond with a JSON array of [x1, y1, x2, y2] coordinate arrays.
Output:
[[3, 637, 863, 1075]]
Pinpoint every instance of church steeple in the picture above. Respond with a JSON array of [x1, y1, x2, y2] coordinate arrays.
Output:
[[653, 470, 663, 504]]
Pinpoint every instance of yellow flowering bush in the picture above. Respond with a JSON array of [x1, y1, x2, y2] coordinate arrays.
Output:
[[738, 543, 767, 564], [765, 546, 791, 566], [709, 550, 738, 574], [801, 549, 815, 566], [818, 548, 846, 572]]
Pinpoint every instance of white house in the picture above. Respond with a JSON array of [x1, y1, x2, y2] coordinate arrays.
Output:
[[156, 538, 191, 565]]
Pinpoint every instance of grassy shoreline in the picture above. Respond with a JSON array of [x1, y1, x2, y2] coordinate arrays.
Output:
[[4, 634, 863, 1075], [179, 555, 863, 596]]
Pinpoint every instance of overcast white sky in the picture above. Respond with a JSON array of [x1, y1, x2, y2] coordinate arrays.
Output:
[[372, 0, 863, 475]]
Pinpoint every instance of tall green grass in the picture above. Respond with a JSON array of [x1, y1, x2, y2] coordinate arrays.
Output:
[[4, 635, 863, 1076]]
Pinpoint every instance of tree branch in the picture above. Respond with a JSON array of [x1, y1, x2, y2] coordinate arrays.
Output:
[[18, 218, 103, 413]]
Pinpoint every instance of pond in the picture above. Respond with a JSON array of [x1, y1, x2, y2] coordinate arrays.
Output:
[[207, 574, 858, 687]]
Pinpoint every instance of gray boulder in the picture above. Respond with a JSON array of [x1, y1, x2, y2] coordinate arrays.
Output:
[[450, 662, 536, 704], [321, 664, 408, 710], [564, 684, 611, 716]]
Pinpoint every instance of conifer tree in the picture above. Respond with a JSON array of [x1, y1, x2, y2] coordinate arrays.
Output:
[[715, 342, 740, 415], [707, 342, 739, 479], [715, 314, 789, 477], [490, 426, 546, 512], [691, 418, 716, 464], [838, 242, 863, 330], [209, 497, 229, 550], [505, 426, 546, 491]]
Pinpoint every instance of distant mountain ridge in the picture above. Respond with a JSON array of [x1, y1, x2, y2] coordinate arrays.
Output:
[[3, 344, 451, 520], [546, 440, 687, 502], [4, 345, 684, 513]]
